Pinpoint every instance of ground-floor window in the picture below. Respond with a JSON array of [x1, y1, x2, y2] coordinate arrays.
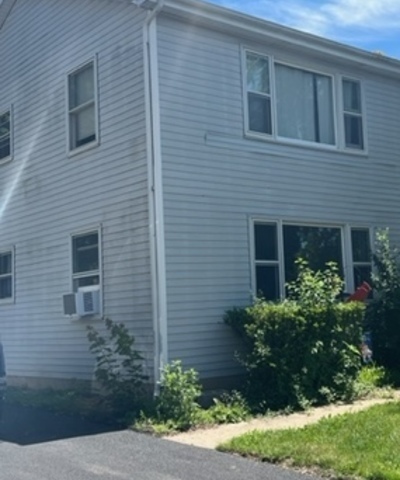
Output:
[[253, 221, 372, 300], [71, 230, 100, 292], [0, 249, 13, 302]]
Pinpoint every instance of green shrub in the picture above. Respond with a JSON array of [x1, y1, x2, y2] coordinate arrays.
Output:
[[366, 229, 400, 370], [354, 365, 387, 398], [87, 318, 147, 415], [201, 391, 250, 425], [155, 360, 202, 430], [225, 262, 365, 410]]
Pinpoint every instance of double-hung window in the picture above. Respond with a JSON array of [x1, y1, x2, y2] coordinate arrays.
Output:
[[0, 109, 11, 161], [72, 231, 100, 292], [68, 60, 98, 152], [254, 221, 370, 300], [342, 78, 364, 150], [351, 228, 372, 289], [244, 51, 365, 151], [0, 250, 13, 302]]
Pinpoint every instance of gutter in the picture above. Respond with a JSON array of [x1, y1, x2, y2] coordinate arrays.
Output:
[[134, 0, 168, 396]]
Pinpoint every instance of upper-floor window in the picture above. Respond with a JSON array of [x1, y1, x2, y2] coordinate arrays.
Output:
[[0, 109, 11, 162], [72, 230, 100, 292], [342, 78, 364, 150], [68, 60, 98, 152], [0, 249, 13, 302], [244, 51, 365, 151]]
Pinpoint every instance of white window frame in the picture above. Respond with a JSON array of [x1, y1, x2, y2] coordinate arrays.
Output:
[[243, 48, 366, 154], [0, 106, 13, 165], [250, 218, 372, 299], [0, 247, 14, 304], [66, 57, 99, 156], [340, 76, 368, 154], [70, 227, 102, 300]]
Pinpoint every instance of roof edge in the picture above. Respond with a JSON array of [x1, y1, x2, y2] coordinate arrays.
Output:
[[162, 0, 400, 77]]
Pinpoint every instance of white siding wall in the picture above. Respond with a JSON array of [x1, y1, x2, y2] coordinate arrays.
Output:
[[157, 16, 400, 379], [0, 0, 153, 382]]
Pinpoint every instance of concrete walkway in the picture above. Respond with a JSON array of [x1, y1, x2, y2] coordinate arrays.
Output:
[[166, 395, 398, 450]]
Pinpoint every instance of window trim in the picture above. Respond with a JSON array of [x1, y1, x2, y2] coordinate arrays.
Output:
[[0, 247, 14, 305], [70, 226, 102, 312], [66, 56, 99, 156], [0, 106, 13, 165], [250, 218, 372, 299], [243, 47, 367, 154], [340, 75, 368, 154]]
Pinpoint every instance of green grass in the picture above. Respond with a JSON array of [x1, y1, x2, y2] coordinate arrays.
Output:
[[218, 402, 400, 480]]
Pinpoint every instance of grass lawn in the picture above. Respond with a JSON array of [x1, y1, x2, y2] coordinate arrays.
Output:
[[218, 401, 400, 480]]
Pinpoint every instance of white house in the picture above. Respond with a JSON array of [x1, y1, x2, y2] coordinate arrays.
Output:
[[1, 0, 400, 392]]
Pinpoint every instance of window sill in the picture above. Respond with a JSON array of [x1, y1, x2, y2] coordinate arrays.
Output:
[[0, 298, 15, 306], [0, 155, 13, 166], [68, 139, 100, 158], [244, 130, 369, 157]]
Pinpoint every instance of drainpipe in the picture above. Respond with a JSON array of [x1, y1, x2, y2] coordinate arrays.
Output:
[[133, 0, 168, 396]]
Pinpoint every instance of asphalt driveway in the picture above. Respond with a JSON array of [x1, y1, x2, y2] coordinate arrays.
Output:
[[0, 404, 322, 480]]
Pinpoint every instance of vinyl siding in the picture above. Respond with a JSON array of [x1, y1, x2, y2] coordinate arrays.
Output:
[[157, 15, 400, 379], [0, 0, 153, 382]]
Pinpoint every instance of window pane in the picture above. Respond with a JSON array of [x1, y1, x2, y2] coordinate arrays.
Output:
[[0, 277, 11, 299], [255, 223, 277, 260], [353, 265, 372, 288], [344, 114, 363, 149], [69, 63, 94, 109], [0, 111, 10, 138], [0, 253, 11, 275], [72, 104, 96, 147], [246, 53, 270, 93], [343, 79, 361, 113], [276, 64, 334, 145], [256, 265, 280, 300], [248, 93, 272, 134], [73, 233, 99, 274], [351, 229, 370, 262], [283, 225, 343, 283], [73, 275, 100, 292], [0, 137, 10, 159]]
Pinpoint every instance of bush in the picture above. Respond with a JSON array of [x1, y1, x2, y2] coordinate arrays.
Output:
[[202, 391, 250, 424], [87, 318, 147, 415], [225, 262, 365, 410], [155, 360, 202, 430], [366, 229, 400, 370]]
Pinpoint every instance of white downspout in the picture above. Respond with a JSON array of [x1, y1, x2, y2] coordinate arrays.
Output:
[[139, 0, 168, 396]]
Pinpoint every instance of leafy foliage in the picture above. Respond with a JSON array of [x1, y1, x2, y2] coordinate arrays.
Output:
[[366, 229, 400, 370], [87, 318, 147, 415], [200, 391, 250, 425], [155, 360, 202, 430], [225, 261, 364, 410]]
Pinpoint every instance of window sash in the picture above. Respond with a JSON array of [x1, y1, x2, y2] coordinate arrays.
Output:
[[0, 110, 11, 160], [0, 251, 13, 301], [68, 61, 97, 151], [72, 231, 100, 293]]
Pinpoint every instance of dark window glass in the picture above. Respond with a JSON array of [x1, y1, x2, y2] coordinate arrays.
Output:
[[283, 225, 343, 283], [0, 111, 10, 160], [343, 79, 361, 113], [351, 229, 370, 262], [0, 253, 11, 275], [73, 275, 100, 292], [256, 265, 280, 300], [248, 93, 272, 134], [344, 115, 363, 149], [72, 233, 99, 274], [0, 278, 11, 299], [255, 223, 277, 260], [353, 265, 372, 290]]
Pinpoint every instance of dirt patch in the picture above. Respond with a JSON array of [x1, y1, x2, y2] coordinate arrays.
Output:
[[165, 395, 399, 450]]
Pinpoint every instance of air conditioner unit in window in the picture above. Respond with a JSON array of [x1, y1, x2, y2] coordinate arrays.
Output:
[[76, 286, 100, 316]]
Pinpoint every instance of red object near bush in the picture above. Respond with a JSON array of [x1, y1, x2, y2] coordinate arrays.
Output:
[[347, 282, 372, 302]]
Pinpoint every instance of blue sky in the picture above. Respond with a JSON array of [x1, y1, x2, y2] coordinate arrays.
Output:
[[208, 0, 400, 60]]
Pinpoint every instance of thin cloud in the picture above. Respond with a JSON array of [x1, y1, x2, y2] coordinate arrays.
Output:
[[210, 0, 400, 57]]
